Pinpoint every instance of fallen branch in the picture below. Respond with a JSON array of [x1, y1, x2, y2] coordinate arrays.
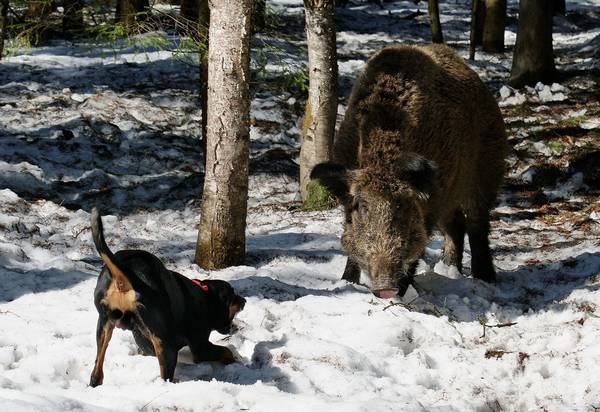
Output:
[[480, 320, 517, 338]]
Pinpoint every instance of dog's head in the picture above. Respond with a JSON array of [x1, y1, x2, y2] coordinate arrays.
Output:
[[202, 280, 246, 335]]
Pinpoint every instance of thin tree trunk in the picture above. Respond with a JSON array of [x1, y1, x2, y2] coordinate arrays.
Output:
[[510, 0, 556, 87], [195, 0, 252, 269], [469, 0, 480, 60], [63, 0, 84, 36], [554, 0, 565, 15], [482, 0, 506, 52], [253, 0, 266, 32], [116, 0, 149, 28], [0, 0, 8, 60], [199, 0, 209, 169], [300, 0, 338, 201], [181, 0, 199, 22], [427, 0, 443, 44]]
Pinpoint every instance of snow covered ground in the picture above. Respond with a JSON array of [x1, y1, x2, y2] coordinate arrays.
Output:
[[1, 1, 600, 411]]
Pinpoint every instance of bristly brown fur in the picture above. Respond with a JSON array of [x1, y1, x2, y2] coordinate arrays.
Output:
[[313, 44, 508, 294]]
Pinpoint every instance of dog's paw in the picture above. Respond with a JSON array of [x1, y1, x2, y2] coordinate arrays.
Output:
[[89, 373, 103, 387]]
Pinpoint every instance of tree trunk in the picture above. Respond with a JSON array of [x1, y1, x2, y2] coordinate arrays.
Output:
[[26, 1, 56, 19], [195, 0, 252, 269], [469, 0, 481, 60], [116, 0, 149, 28], [510, 0, 556, 88], [427, 0, 443, 44], [554, 0, 565, 15], [0, 0, 8, 60], [253, 0, 266, 32], [181, 0, 199, 22], [300, 0, 338, 201], [63, 0, 84, 36], [482, 0, 506, 52], [199, 0, 209, 169]]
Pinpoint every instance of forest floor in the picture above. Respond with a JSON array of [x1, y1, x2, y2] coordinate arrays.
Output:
[[1, 0, 600, 411]]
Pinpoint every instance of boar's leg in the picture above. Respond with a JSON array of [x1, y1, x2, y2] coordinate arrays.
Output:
[[466, 216, 496, 282], [341, 257, 360, 283], [440, 210, 466, 272], [397, 261, 418, 296]]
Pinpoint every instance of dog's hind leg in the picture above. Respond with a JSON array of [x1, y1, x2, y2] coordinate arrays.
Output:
[[90, 316, 114, 387], [147, 334, 178, 382]]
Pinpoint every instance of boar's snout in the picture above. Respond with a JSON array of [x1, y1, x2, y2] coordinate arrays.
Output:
[[370, 259, 400, 298], [373, 288, 399, 299]]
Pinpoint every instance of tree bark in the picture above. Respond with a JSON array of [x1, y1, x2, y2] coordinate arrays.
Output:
[[554, 0, 565, 15], [116, 0, 149, 28], [482, 0, 506, 52], [181, 0, 199, 22], [253, 0, 266, 32], [427, 0, 443, 44], [63, 0, 84, 36], [199, 0, 209, 169], [510, 0, 556, 88], [0, 0, 8, 60], [469, 0, 480, 60], [195, 0, 252, 269], [300, 0, 338, 201]]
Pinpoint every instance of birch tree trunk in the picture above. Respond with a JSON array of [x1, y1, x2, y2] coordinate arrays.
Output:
[[300, 0, 338, 201], [195, 0, 252, 269], [509, 0, 556, 87], [427, 0, 444, 44], [482, 0, 506, 52]]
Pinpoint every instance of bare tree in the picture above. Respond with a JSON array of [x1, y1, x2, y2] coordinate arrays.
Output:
[[0, 0, 8, 60], [198, 0, 209, 168], [181, 0, 199, 21], [195, 0, 252, 269], [482, 0, 506, 52], [470, 0, 505, 58], [470, 0, 481, 59], [427, 0, 443, 43], [63, 0, 84, 35], [554, 0, 566, 15], [510, 0, 556, 87], [179, 0, 210, 167], [254, 0, 267, 32], [300, 0, 338, 201], [116, 0, 149, 28]]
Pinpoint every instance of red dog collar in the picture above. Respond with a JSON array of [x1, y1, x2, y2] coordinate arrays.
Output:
[[191, 279, 209, 292]]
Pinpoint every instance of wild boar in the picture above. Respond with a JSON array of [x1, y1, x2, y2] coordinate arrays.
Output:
[[311, 44, 507, 298]]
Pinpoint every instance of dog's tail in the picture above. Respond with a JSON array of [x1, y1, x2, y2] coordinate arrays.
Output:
[[90, 207, 132, 292], [91, 207, 114, 259]]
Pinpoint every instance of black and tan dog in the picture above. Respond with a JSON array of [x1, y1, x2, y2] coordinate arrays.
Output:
[[89, 208, 246, 387]]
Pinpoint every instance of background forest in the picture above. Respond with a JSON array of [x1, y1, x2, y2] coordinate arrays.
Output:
[[1, 0, 599, 411]]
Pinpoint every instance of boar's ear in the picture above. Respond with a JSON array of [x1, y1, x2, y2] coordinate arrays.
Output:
[[310, 162, 353, 203], [400, 154, 438, 199]]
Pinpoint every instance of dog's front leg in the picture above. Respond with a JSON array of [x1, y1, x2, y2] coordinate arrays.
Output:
[[90, 316, 114, 387], [191, 342, 235, 364]]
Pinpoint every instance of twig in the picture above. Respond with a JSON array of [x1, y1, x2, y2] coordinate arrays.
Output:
[[480, 321, 517, 338], [383, 296, 418, 312], [140, 390, 170, 411]]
